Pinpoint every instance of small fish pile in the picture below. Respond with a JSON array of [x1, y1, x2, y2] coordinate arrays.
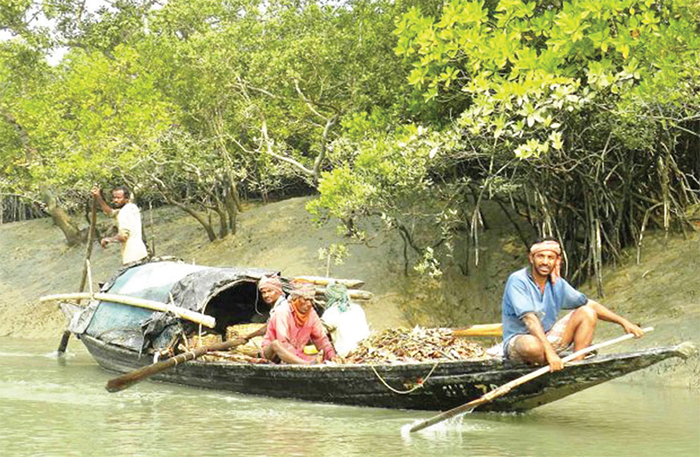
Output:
[[344, 327, 489, 364]]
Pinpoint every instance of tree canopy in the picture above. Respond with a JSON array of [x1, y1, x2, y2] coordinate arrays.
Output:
[[309, 0, 700, 290], [1, 0, 415, 240], [0, 0, 698, 291]]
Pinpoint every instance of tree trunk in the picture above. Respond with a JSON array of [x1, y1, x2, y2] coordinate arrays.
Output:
[[163, 195, 217, 242], [215, 203, 229, 239], [41, 188, 84, 246], [224, 182, 240, 235]]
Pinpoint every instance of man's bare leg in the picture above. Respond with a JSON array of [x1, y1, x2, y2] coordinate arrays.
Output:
[[557, 305, 598, 359], [509, 334, 546, 364], [264, 340, 312, 365]]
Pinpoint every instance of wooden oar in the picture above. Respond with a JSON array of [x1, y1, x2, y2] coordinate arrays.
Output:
[[106, 338, 247, 393], [408, 327, 653, 433], [451, 323, 502, 338]]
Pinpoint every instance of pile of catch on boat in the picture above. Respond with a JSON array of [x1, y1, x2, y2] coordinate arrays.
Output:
[[190, 325, 489, 364], [344, 327, 488, 363]]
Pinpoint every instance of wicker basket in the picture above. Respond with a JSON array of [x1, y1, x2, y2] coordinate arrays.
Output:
[[226, 323, 265, 341], [225, 323, 265, 357], [188, 333, 222, 348]]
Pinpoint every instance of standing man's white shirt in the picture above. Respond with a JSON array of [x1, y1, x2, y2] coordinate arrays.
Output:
[[116, 202, 148, 264]]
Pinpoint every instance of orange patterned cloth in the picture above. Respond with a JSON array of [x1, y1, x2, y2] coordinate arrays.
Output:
[[289, 283, 316, 327], [291, 298, 310, 328], [262, 297, 336, 362]]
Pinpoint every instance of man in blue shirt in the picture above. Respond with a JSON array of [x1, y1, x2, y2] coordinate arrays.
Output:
[[502, 238, 644, 372]]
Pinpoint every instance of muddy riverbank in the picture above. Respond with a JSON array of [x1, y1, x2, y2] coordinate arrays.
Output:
[[1, 197, 698, 387]]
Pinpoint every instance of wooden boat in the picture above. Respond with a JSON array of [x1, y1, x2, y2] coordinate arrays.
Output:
[[49, 259, 694, 412]]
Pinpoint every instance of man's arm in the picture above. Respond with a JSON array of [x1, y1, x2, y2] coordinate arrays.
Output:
[[311, 314, 337, 361], [244, 323, 268, 340], [102, 205, 135, 248], [90, 187, 114, 216], [521, 312, 563, 372], [586, 300, 645, 337], [100, 232, 127, 248]]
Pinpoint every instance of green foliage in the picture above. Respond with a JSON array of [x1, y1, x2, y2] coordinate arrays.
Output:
[[318, 243, 350, 277], [1, 0, 697, 288], [0, 0, 33, 31], [0, 0, 416, 243], [26, 47, 174, 188], [396, 0, 700, 158], [309, 124, 447, 223], [312, 0, 700, 288]]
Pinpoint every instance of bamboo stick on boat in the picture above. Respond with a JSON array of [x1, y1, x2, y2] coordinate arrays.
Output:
[[313, 287, 373, 301], [39, 292, 216, 328], [293, 275, 365, 289]]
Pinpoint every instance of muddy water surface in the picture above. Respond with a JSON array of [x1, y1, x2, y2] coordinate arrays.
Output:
[[1, 338, 698, 457]]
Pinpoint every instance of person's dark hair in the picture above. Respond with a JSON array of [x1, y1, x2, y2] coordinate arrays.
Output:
[[113, 185, 131, 199]]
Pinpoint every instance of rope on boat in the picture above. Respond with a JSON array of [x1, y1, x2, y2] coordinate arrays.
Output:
[[370, 362, 440, 394]]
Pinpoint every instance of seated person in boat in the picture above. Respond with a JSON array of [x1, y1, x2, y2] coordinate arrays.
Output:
[[244, 275, 289, 340], [502, 237, 644, 372], [321, 282, 370, 357], [262, 283, 337, 364]]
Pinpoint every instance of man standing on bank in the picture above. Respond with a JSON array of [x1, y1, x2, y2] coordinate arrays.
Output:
[[502, 237, 644, 372], [90, 185, 149, 265]]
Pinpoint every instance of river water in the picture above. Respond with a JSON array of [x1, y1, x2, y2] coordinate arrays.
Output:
[[1, 338, 698, 457]]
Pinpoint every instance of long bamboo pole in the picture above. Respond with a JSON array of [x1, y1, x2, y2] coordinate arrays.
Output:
[[57, 198, 98, 355], [78, 199, 98, 296], [40, 292, 216, 328], [293, 275, 366, 289]]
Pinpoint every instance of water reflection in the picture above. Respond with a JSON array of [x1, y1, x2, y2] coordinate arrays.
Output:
[[1, 338, 698, 457]]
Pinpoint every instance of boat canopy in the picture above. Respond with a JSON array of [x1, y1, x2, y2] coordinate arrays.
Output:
[[72, 260, 278, 353]]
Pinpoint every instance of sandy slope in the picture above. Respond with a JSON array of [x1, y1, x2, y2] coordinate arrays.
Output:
[[0, 196, 412, 338], [1, 196, 698, 386]]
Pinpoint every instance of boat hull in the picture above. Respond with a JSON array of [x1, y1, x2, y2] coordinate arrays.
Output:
[[78, 334, 689, 412]]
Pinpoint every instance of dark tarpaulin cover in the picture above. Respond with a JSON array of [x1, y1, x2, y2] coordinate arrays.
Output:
[[168, 265, 276, 313], [80, 260, 277, 352]]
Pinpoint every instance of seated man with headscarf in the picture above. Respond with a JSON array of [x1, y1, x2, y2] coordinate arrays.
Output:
[[243, 275, 289, 341], [503, 237, 644, 372], [321, 282, 370, 357], [262, 283, 337, 364], [256, 275, 288, 319]]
